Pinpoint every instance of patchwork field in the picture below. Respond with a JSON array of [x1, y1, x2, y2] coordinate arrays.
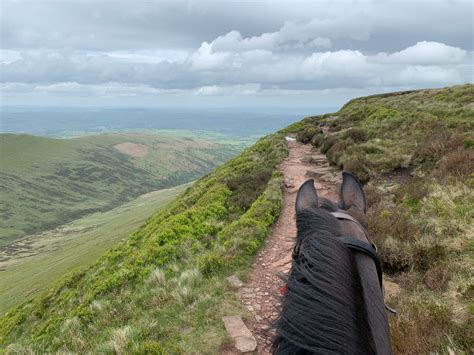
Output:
[[0, 132, 241, 245]]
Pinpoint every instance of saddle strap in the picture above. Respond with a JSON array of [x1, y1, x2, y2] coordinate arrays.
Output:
[[339, 236, 397, 314]]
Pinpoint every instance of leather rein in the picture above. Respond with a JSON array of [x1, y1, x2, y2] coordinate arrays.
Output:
[[330, 211, 397, 314]]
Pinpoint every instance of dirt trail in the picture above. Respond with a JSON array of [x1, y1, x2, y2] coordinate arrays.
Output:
[[237, 139, 342, 354]]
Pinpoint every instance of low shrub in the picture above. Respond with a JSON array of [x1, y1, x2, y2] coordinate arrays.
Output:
[[435, 148, 474, 182], [226, 167, 273, 210], [395, 177, 429, 202], [395, 177, 430, 213], [342, 153, 371, 183], [296, 126, 319, 144], [390, 293, 455, 354], [369, 200, 421, 243], [343, 128, 368, 143], [311, 133, 325, 148], [198, 252, 225, 276], [326, 141, 349, 167], [423, 265, 450, 291], [368, 198, 424, 272], [412, 132, 465, 164], [320, 136, 338, 154], [364, 185, 385, 207], [413, 243, 448, 272]]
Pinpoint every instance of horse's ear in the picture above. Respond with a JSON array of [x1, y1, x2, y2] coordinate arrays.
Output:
[[295, 179, 318, 213], [340, 171, 367, 213]]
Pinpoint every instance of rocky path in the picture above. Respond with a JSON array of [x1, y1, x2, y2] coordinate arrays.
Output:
[[236, 139, 342, 354]]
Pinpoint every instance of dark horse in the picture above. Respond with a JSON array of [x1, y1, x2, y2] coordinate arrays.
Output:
[[274, 172, 392, 354]]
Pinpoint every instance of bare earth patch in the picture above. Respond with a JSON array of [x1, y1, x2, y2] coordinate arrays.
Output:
[[155, 138, 218, 151], [232, 140, 342, 354], [114, 142, 149, 157]]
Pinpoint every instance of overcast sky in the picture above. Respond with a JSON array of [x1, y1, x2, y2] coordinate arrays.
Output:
[[1, 0, 472, 108]]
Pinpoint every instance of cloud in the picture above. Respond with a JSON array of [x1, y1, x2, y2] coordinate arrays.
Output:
[[386, 41, 467, 65], [1, 40, 470, 92], [1, 1, 472, 106], [194, 84, 261, 96]]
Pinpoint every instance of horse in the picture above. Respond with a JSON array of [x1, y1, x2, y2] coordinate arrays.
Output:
[[273, 172, 392, 354]]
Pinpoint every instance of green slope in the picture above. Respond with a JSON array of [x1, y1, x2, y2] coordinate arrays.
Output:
[[1, 84, 472, 353], [295, 84, 473, 353], [0, 132, 288, 353], [0, 184, 188, 315], [0, 132, 240, 245]]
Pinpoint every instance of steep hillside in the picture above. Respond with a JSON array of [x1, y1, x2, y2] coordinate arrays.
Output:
[[0, 133, 288, 352], [1, 84, 472, 353], [0, 184, 188, 315], [0, 132, 239, 245], [295, 84, 473, 353]]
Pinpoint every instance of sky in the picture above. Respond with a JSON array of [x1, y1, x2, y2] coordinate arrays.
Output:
[[0, 0, 473, 108]]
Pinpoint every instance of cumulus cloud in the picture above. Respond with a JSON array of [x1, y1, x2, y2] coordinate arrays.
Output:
[[1, 40, 470, 92], [1, 1, 472, 105], [386, 41, 467, 65]]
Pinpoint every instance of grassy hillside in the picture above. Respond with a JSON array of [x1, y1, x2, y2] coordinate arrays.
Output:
[[0, 132, 288, 352], [0, 184, 188, 315], [1, 84, 472, 353], [295, 84, 473, 353], [0, 132, 239, 245]]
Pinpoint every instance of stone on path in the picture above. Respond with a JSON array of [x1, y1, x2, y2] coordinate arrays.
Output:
[[270, 254, 292, 268], [222, 316, 257, 353], [227, 275, 244, 288]]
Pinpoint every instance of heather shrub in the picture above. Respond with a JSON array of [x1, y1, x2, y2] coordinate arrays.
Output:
[[423, 265, 450, 291], [342, 153, 371, 183], [435, 148, 474, 182], [296, 126, 319, 144], [343, 128, 368, 143], [311, 133, 325, 148], [326, 141, 349, 167], [320, 136, 338, 154]]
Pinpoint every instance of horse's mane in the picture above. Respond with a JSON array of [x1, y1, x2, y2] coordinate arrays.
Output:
[[274, 207, 373, 354]]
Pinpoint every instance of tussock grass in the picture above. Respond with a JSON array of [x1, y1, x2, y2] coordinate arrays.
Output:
[[290, 84, 474, 353]]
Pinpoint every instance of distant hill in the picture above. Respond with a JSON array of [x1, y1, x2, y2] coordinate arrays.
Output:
[[1, 84, 472, 353], [0, 132, 240, 245]]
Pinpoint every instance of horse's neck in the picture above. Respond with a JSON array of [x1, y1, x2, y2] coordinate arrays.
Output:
[[354, 253, 392, 355]]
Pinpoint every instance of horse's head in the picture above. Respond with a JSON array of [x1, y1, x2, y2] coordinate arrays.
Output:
[[295, 171, 368, 243], [274, 172, 392, 355]]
